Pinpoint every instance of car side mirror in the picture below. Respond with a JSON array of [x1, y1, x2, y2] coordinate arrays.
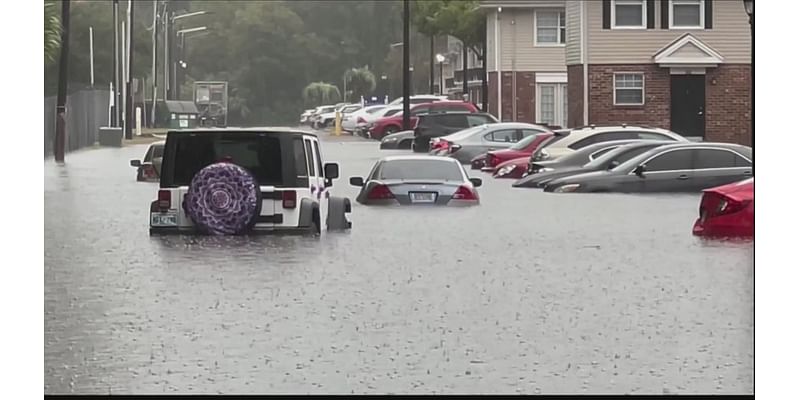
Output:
[[607, 160, 620, 170], [469, 177, 483, 188], [634, 164, 647, 177], [324, 163, 340, 180], [130, 159, 141, 167], [349, 176, 364, 187]]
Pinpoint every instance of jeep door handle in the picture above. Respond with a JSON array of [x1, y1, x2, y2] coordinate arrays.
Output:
[[677, 174, 689, 180]]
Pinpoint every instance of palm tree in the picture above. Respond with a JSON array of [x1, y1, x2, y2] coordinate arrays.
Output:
[[44, 1, 62, 66], [345, 67, 376, 103], [302, 82, 341, 107]]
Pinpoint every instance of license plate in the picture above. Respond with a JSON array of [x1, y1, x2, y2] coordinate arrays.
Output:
[[410, 192, 436, 203], [151, 213, 178, 227]]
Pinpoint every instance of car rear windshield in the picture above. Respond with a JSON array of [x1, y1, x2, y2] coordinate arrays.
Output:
[[374, 159, 464, 181], [161, 132, 284, 187], [510, 134, 540, 150]]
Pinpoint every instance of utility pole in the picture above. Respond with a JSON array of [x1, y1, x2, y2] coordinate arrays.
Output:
[[402, 0, 410, 131], [150, 0, 158, 128], [55, 0, 71, 163], [481, 26, 489, 112], [89, 27, 95, 88], [164, 7, 170, 101], [462, 44, 468, 101], [112, 0, 120, 127], [125, 0, 134, 139], [429, 35, 434, 94]]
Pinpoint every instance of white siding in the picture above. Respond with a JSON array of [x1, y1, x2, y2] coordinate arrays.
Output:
[[565, 0, 582, 65], [487, 10, 497, 71], [586, 0, 751, 64], [499, 7, 567, 71]]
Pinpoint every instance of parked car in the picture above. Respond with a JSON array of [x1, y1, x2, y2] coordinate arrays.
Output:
[[543, 142, 752, 194], [350, 155, 482, 206], [492, 157, 530, 179], [149, 128, 352, 235], [442, 122, 549, 164], [380, 130, 415, 150], [310, 105, 336, 129], [357, 106, 403, 138], [342, 104, 387, 133], [513, 140, 673, 188], [412, 113, 498, 153], [693, 178, 754, 237], [481, 131, 555, 172], [299, 109, 315, 125], [130, 141, 165, 182], [313, 104, 359, 129], [530, 125, 687, 162], [388, 94, 448, 105], [368, 101, 479, 140]]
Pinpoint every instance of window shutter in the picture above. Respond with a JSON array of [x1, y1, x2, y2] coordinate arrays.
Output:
[[660, 0, 669, 28], [602, 0, 611, 29], [647, 0, 655, 28], [705, 0, 713, 29]]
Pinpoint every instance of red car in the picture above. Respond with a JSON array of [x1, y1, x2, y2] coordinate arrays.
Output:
[[693, 178, 754, 237], [492, 157, 530, 179], [368, 101, 478, 140], [481, 132, 555, 172]]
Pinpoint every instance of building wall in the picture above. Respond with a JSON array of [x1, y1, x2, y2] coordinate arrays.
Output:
[[488, 71, 499, 117], [584, 63, 752, 145], [499, 7, 568, 71], [567, 64, 584, 127], [705, 64, 751, 146], [584, 0, 751, 64], [565, 0, 582, 65]]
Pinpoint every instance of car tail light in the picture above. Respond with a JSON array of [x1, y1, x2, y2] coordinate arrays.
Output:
[[367, 184, 395, 200], [357, 116, 366, 124], [714, 196, 750, 216], [282, 190, 297, 209], [452, 185, 478, 201], [157, 190, 171, 210]]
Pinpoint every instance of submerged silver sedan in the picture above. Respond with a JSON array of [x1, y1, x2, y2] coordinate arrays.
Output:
[[350, 155, 482, 206]]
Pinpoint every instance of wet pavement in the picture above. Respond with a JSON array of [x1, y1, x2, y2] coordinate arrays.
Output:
[[44, 131, 754, 394]]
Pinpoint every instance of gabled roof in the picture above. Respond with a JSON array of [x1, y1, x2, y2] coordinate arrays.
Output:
[[653, 33, 724, 67]]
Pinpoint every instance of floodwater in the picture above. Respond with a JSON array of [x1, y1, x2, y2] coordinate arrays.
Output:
[[44, 134, 753, 394]]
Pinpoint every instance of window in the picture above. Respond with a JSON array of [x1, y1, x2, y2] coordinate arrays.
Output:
[[376, 160, 464, 181], [384, 109, 402, 117], [637, 132, 673, 141], [693, 149, 747, 169], [590, 146, 619, 160], [536, 83, 568, 128], [466, 114, 493, 126], [670, 0, 704, 29], [644, 149, 692, 172], [535, 10, 566, 45], [313, 141, 324, 179], [614, 73, 645, 105], [410, 107, 429, 116], [304, 140, 316, 176], [568, 131, 635, 150], [612, 0, 646, 28], [484, 129, 518, 143], [292, 138, 309, 178]]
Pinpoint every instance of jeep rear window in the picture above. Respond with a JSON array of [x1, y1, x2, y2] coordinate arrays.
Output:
[[163, 133, 283, 187]]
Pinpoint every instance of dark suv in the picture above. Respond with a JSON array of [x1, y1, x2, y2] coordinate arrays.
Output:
[[412, 112, 498, 153]]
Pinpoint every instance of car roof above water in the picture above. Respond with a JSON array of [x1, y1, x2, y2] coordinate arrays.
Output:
[[166, 127, 317, 138]]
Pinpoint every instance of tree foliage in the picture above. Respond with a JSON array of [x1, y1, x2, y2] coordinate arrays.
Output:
[[44, 1, 62, 67], [345, 67, 376, 102], [410, 0, 485, 56], [303, 82, 341, 107]]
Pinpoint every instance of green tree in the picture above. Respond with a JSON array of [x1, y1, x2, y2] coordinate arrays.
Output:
[[303, 82, 341, 107], [345, 67, 376, 102], [44, 1, 62, 67]]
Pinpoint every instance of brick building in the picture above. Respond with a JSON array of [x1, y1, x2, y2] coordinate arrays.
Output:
[[481, 0, 752, 145]]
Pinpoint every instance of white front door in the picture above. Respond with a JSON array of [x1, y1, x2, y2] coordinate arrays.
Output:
[[536, 83, 568, 128]]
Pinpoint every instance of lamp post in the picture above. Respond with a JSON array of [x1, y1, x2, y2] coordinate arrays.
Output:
[[175, 26, 207, 100], [167, 11, 209, 100], [743, 0, 753, 166], [402, 0, 411, 132], [436, 53, 445, 95]]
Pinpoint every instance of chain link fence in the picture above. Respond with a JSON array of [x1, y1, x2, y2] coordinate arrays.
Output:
[[44, 89, 110, 158]]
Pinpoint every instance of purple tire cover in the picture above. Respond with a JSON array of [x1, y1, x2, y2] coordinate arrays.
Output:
[[183, 162, 261, 235]]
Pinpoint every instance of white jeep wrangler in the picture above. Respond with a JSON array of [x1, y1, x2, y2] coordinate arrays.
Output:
[[149, 128, 352, 235]]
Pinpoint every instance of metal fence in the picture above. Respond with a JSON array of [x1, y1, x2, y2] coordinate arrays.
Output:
[[44, 89, 110, 158]]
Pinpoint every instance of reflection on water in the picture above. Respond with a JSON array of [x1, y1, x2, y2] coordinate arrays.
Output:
[[45, 142, 753, 394]]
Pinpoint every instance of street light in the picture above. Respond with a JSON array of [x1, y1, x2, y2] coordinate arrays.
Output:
[[174, 26, 208, 100], [436, 53, 446, 95]]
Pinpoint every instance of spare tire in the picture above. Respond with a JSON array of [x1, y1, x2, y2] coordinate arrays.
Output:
[[183, 162, 262, 235]]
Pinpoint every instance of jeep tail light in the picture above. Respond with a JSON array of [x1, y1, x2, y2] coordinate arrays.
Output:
[[452, 185, 478, 201], [367, 184, 395, 200], [282, 190, 297, 209], [157, 190, 171, 210]]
